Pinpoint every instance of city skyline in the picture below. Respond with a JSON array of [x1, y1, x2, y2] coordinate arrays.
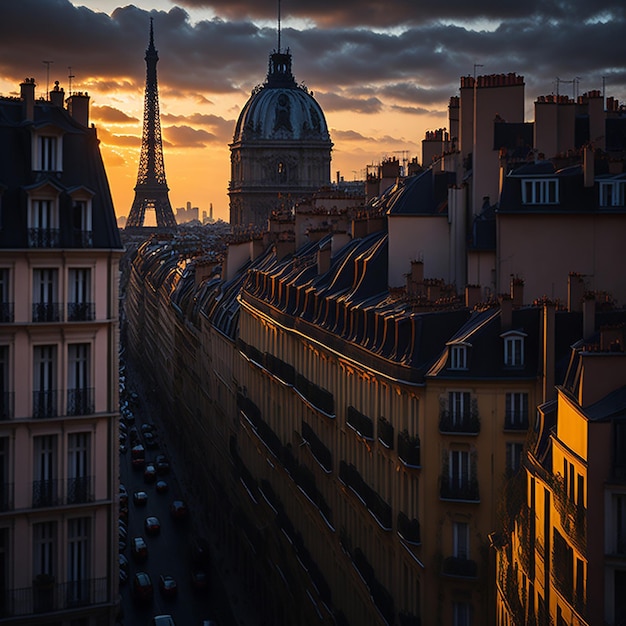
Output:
[[0, 0, 624, 223]]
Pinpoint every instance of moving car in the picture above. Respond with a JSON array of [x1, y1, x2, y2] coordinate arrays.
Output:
[[131, 536, 148, 562], [144, 516, 161, 536], [158, 574, 178, 599], [133, 490, 148, 506], [143, 463, 157, 484], [132, 571, 153, 603], [152, 616, 176, 626], [155, 454, 170, 475], [155, 480, 169, 494], [191, 567, 209, 591], [169, 499, 188, 520]]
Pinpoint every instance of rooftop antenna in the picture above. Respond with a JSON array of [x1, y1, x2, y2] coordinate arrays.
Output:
[[68, 66, 75, 96], [277, 0, 281, 52], [42, 60, 53, 99]]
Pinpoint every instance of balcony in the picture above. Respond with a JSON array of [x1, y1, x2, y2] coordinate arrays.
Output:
[[0, 302, 13, 322], [295, 373, 334, 416], [0, 482, 13, 511], [301, 421, 332, 472], [442, 556, 478, 578], [504, 410, 529, 431], [2, 576, 107, 617], [377, 417, 394, 449], [32, 479, 60, 508], [439, 409, 480, 435], [66, 388, 95, 416], [397, 429, 421, 467], [440, 474, 480, 502], [66, 476, 94, 504], [397, 511, 421, 545], [346, 406, 374, 441], [67, 302, 95, 321], [28, 228, 60, 248], [32, 390, 58, 418], [32, 302, 61, 323], [0, 391, 14, 419], [70, 229, 93, 247]]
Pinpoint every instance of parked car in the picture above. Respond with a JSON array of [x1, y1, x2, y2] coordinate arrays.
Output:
[[119, 484, 128, 506], [132, 571, 153, 603], [144, 516, 161, 536], [131, 536, 148, 562], [158, 574, 178, 599], [152, 616, 176, 626], [170, 499, 188, 520], [144, 463, 157, 484], [133, 490, 148, 506]]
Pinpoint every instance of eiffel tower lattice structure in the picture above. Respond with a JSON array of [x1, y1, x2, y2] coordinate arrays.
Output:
[[126, 19, 177, 231]]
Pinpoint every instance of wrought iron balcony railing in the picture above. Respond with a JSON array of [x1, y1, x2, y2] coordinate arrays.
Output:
[[32, 390, 58, 418], [0, 391, 14, 419], [67, 302, 95, 321], [377, 417, 394, 449], [504, 410, 529, 430], [28, 228, 60, 248], [32, 302, 61, 322], [440, 474, 480, 501], [2, 576, 107, 617], [442, 556, 478, 578], [66, 388, 95, 416], [70, 229, 93, 248], [346, 406, 374, 440], [0, 482, 14, 511], [397, 511, 421, 545], [66, 476, 94, 504], [32, 479, 60, 508], [0, 302, 13, 322], [439, 409, 480, 434], [397, 430, 421, 467]]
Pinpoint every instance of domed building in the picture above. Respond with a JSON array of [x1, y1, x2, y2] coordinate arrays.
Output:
[[229, 47, 333, 227]]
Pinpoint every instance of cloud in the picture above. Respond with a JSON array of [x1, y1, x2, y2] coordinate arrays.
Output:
[[96, 126, 141, 148], [92, 104, 138, 123], [161, 112, 234, 141], [164, 124, 218, 147]]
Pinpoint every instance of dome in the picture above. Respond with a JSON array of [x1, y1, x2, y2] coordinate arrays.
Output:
[[232, 50, 330, 143]]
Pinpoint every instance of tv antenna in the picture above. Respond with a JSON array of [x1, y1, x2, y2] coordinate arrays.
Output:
[[277, 0, 281, 52], [42, 60, 53, 99], [68, 66, 75, 95]]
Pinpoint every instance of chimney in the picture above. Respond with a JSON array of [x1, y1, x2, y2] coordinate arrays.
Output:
[[582, 293, 596, 341], [317, 242, 331, 275], [600, 324, 624, 352], [510, 276, 524, 308], [567, 272, 585, 312], [542, 301, 556, 403], [583, 145, 594, 188], [499, 294, 513, 330], [465, 284, 481, 309], [20, 78, 36, 121], [49, 81, 65, 107], [66, 92, 90, 127]]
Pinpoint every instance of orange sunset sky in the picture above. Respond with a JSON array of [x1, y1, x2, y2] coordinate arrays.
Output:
[[1, 0, 624, 223]]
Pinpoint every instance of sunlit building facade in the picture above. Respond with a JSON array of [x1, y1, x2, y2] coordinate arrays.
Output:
[[0, 79, 123, 624]]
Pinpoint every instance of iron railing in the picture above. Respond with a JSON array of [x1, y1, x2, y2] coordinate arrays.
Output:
[[32, 303, 61, 322], [67, 302, 95, 321], [32, 390, 58, 418], [66, 388, 95, 416]]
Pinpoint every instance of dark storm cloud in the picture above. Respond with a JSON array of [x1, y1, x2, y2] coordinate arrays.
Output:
[[0, 0, 624, 127]]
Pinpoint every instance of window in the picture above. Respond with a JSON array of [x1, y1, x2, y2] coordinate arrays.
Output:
[[68, 268, 93, 321], [71, 200, 92, 247], [68, 433, 91, 504], [504, 335, 524, 367], [506, 442, 523, 474], [33, 268, 59, 322], [28, 199, 59, 247], [67, 344, 92, 415], [0, 437, 9, 510], [33, 345, 57, 417], [449, 450, 470, 488], [38, 136, 59, 171], [453, 601, 472, 626], [67, 518, 90, 603], [449, 391, 471, 425], [615, 494, 626, 554], [453, 522, 469, 559], [33, 521, 57, 576], [33, 435, 58, 507], [450, 345, 467, 370], [521, 178, 559, 204], [505, 392, 528, 428], [0, 269, 11, 322], [0, 346, 9, 419], [599, 181, 626, 207]]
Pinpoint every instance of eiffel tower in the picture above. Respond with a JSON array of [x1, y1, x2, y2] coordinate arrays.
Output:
[[126, 19, 177, 231]]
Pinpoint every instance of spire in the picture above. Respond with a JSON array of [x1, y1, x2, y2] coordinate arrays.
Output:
[[277, 0, 281, 52], [266, 0, 296, 88], [126, 20, 177, 231]]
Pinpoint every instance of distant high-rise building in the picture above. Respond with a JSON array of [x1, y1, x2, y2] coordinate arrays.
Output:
[[0, 76, 122, 623], [126, 19, 177, 231]]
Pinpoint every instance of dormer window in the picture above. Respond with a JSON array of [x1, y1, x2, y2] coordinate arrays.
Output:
[[599, 181, 625, 207], [32, 128, 63, 173], [27, 182, 61, 247], [504, 335, 524, 367], [450, 344, 468, 370], [68, 187, 94, 247], [521, 178, 558, 205]]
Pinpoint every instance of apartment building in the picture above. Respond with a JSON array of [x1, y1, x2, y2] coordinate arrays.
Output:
[[0, 79, 123, 624]]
